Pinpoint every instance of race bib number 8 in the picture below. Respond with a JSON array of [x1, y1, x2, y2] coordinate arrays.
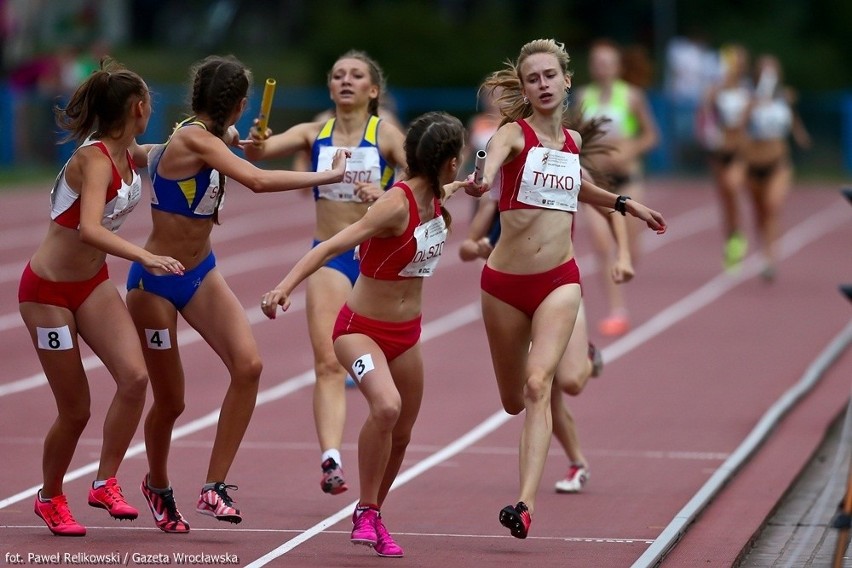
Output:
[[37, 325, 73, 350]]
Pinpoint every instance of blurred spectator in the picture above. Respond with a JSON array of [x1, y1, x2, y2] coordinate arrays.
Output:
[[700, 44, 752, 272], [665, 34, 721, 168], [741, 53, 811, 281], [575, 38, 660, 337]]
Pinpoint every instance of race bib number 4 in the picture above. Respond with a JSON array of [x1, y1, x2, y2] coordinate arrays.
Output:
[[145, 328, 172, 350]]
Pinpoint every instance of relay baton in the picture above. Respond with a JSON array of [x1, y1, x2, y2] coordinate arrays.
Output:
[[473, 150, 487, 185], [256, 78, 277, 137]]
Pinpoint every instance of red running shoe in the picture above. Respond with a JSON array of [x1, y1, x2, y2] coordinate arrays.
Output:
[[34, 491, 86, 536], [88, 477, 138, 520]]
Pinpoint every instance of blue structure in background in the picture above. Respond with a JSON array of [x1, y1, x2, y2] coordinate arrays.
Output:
[[843, 95, 852, 173], [0, 84, 14, 166]]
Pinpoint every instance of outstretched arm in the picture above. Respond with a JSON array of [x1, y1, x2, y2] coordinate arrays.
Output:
[[260, 187, 409, 318], [186, 129, 348, 193], [579, 175, 666, 234]]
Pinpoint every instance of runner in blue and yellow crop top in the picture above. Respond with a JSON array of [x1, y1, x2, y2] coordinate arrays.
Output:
[[149, 118, 224, 219], [309, 115, 396, 284], [242, 50, 408, 499], [311, 115, 395, 203], [127, 118, 224, 310]]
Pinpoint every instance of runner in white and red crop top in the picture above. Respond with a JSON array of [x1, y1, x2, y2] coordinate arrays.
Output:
[[261, 112, 472, 558], [18, 60, 185, 538], [465, 38, 666, 540]]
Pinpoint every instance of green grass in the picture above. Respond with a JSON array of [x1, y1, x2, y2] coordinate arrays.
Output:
[[112, 47, 317, 87], [0, 165, 56, 190]]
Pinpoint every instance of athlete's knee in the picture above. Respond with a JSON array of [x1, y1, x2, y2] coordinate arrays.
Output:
[[368, 396, 402, 430], [151, 395, 185, 421], [231, 353, 263, 388], [523, 368, 553, 404], [59, 403, 91, 432], [314, 355, 345, 383], [115, 367, 149, 402], [555, 370, 585, 396]]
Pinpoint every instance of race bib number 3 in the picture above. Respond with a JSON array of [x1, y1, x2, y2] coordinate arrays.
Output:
[[37, 325, 73, 350], [351, 354, 375, 382], [145, 328, 172, 350]]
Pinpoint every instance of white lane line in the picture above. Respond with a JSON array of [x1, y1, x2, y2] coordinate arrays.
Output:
[[0, 523, 655, 543], [0, 437, 733, 463], [243, 203, 850, 566]]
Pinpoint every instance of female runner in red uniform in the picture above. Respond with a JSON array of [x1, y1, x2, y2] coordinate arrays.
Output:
[[467, 38, 666, 539], [19, 59, 184, 536], [261, 111, 471, 558]]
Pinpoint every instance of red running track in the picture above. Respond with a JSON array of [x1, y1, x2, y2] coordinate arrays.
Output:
[[0, 177, 850, 567]]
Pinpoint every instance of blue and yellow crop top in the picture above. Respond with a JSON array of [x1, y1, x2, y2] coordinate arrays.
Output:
[[310, 115, 395, 202], [149, 118, 224, 219]]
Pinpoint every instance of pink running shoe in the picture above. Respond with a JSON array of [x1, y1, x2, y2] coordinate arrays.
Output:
[[499, 501, 531, 539], [196, 482, 241, 524], [554, 464, 590, 494], [350, 507, 379, 547], [374, 514, 404, 557], [140, 477, 189, 534], [320, 458, 348, 495], [88, 477, 138, 520], [599, 315, 629, 337], [34, 492, 86, 536]]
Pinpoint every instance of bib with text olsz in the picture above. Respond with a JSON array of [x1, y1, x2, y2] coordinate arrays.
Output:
[[316, 146, 381, 202], [398, 215, 447, 278], [518, 146, 581, 212]]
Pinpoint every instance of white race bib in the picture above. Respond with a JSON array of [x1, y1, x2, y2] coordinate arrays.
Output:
[[103, 174, 142, 232], [518, 147, 581, 212], [192, 170, 224, 216], [316, 146, 381, 202], [398, 215, 447, 278], [37, 325, 73, 351]]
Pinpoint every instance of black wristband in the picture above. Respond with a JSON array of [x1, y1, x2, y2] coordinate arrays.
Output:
[[614, 195, 631, 216]]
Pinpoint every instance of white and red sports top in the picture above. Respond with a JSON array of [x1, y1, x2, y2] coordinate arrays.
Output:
[[498, 119, 581, 213], [50, 139, 142, 232]]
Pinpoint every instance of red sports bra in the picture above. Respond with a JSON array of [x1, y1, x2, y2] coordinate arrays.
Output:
[[358, 182, 447, 280]]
